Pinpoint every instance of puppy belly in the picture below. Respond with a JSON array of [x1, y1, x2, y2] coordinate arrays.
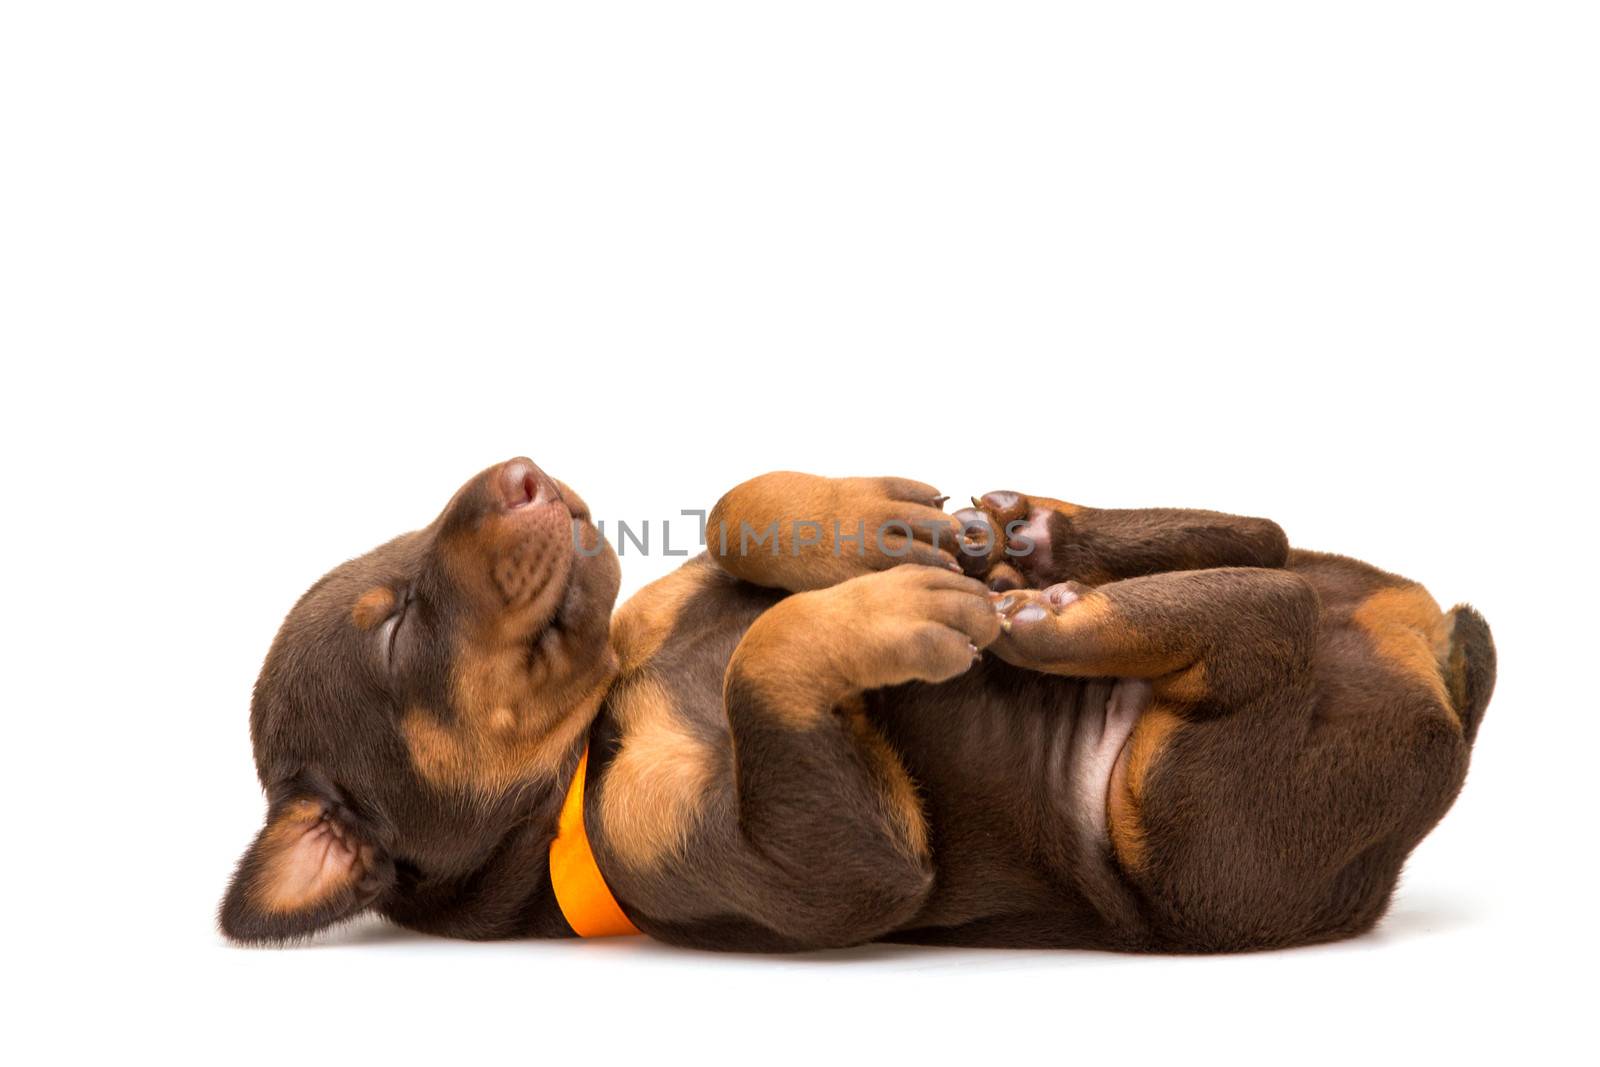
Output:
[[869, 668, 1153, 932], [1072, 679, 1153, 844]]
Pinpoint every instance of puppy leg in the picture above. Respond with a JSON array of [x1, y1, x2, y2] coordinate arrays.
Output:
[[991, 567, 1316, 708], [719, 567, 1000, 942], [596, 566, 1000, 950], [993, 567, 1469, 949], [707, 471, 965, 591], [958, 491, 1288, 589]]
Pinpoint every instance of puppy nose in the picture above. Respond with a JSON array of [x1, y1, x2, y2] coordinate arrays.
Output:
[[497, 457, 548, 509]]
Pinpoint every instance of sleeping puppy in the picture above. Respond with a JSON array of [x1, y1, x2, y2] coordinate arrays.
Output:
[[220, 458, 1493, 951]]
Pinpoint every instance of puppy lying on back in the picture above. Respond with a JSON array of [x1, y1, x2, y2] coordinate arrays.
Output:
[[221, 459, 1493, 951]]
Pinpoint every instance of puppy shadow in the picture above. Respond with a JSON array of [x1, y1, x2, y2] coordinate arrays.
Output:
[[1365, 890, 1480, 944], [305, 915, 434, 949], [607, 936, 1125, 973], [293, 888, 1479, 959], [299, 920, 1101, 971]]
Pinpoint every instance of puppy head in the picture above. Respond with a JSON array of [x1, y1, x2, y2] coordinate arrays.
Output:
[[220, 458, 621, 944]]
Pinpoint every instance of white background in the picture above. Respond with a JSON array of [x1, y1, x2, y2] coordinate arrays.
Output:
[[4, 2, 1595, 1063]]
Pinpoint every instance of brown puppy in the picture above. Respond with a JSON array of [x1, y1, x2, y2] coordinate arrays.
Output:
[[221, 460, 1493, 951]]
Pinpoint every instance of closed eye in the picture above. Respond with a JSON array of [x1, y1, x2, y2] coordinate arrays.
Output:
[[380, 588, 415, 668]]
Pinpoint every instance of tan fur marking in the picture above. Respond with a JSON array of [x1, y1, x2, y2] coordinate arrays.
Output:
[[252, 799, 361, 913], [351, 587, 396, 630], [731, 566, 1000, 725], [403, 690, 599, 796], [403, 627, 612, 795], [1046, 595, 1194, 679], [1158, 661, 1209, 704], [847, 703, 930, 859], [610, 564, 715, 675], [400, 501, 617, 796], [728, 617, 840, 727], [710, 472, 963, 590], [435, 505, 575, 634], [723, 585, 868, 727], [1352, 585, 1454, 718], [1107, 703, 1184, 872], [1028, 494, 1084, 518], [598, 676, 719, 870]]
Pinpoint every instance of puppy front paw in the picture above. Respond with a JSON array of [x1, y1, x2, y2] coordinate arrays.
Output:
[[811, 565, 1003, 690]]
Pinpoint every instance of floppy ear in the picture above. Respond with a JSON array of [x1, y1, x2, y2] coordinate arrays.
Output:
[[219, 787, 394, 944]]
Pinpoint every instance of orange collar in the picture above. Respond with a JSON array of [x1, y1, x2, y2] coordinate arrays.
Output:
[[549, 748, 641, 938]]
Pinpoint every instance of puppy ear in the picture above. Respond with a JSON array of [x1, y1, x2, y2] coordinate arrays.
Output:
[[219, 784, 393, 944]]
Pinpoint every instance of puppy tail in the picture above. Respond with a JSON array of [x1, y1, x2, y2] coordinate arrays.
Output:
[[1441, 604, 1496, 746]]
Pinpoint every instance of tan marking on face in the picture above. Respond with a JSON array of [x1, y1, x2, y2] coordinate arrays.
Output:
[[597, 676, 719, 870], [402, 485, 616, 796], [435, 502, 575, 631], [351, 587, 397, 630], [403, 624, 616, 795], [251, 799, 364, 913], [610, 564, 716, 675], [1106, 703, 1184, 873], [403, 692, 599, 797], [1352, 585, 1454, 719]]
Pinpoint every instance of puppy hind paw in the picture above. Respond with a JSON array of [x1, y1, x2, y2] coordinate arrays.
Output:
[[956, 490, 1061, 585], [992, 581, 1091, 633]]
